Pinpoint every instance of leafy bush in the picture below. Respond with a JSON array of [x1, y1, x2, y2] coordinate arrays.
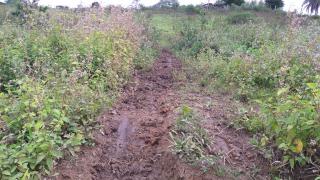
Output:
[[174, 23, 206, 57], [0, 7, 154, 179], [184, 5, 201, 15], [0, 78, 91, 178], [254, 82, 320, 169]]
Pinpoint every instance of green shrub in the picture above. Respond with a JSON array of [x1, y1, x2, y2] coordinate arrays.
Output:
[[134, 43, 158, 70], [0, 7, 153, 179], [184, 5, 201, 15], [227, 12, 256, 24], [254, 82, 320, 169], [175, 23, 204, 57], [0, 78, 85, 178]]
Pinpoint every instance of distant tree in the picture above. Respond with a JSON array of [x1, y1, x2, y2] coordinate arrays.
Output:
[[130, 0, 141, 9], [6, 0, 39, 7], [56, 5, 69, 10], [265, 0, 284, 9], [303, 0, 320, 15], [223, 0, 245, 6], [172, 1, 179, 10], [184, 5, 200, 14], [5, 0, 20, 5], [91, 2, 101, 8], [7, 0, 41, 23], [214, 1, 227, 8], [39, 5, 48, 12], [154, 0, 179, 9]]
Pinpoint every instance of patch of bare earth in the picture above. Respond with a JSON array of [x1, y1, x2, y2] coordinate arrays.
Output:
[[52, 50, 268, 180]]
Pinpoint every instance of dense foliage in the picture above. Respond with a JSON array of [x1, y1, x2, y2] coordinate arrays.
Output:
[[303, 0, 320, 15], [223, 0, 245, 6], [265, 0, 284, 10], [226, 12, 256, 24], [149, 8, 320, 177], [153, 0, 179, 9], [0, 5, 156, 179]]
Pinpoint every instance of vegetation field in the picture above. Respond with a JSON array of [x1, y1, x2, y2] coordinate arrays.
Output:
[[149, 7, 320, 179], [0, 0, 319, 179]]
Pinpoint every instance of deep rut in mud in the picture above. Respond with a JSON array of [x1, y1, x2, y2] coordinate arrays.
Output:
[[54, 50, 268, 180]]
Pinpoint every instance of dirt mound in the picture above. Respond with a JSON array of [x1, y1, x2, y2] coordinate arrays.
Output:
[[53, 50, 268, 180]]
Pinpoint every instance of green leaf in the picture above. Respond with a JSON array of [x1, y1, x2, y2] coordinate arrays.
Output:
[[277, 87, 289, 96], [2, 170, 11, 176], [306, 83, 317, 89], [287, 125, 294, 131], [289, 158, 295, 169], [278, 143, 288, 150], [304, 120, 315, 126], [283, 155, 290, 162], [21, 170, 30, 180], [46, 158, 53, 171], [53, 109, 61, 117], [34, 121, 44, 131], [36, 154, 46, 165]]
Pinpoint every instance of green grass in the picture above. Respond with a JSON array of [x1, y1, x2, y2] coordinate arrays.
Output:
[[149, 12, 202, 47], [149, 13, 177, 47]]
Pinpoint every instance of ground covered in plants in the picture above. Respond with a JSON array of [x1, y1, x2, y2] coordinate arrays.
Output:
[[146, 8, 320, 179], [1, 2, 319, 180]]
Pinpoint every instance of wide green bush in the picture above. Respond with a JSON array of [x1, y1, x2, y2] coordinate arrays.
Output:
[[0, 6, 156, 179], [255, 82, 320, 169]]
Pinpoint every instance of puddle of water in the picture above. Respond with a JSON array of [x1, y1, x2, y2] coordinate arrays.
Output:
[[116, 116, 132, 155]]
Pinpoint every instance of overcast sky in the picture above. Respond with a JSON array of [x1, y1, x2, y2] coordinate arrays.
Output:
[[0, 0, 306, 12]]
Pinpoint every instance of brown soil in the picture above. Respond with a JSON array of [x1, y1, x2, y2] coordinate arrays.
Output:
[[52, 50, 269, 180]]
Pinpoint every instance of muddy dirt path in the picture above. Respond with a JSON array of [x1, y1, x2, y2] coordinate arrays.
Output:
[[55, 50, 204, 179], [54, 50, 268, 180]]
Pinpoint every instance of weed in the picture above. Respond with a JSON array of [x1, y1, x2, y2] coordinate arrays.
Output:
[[169, 106, 214, 169]]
